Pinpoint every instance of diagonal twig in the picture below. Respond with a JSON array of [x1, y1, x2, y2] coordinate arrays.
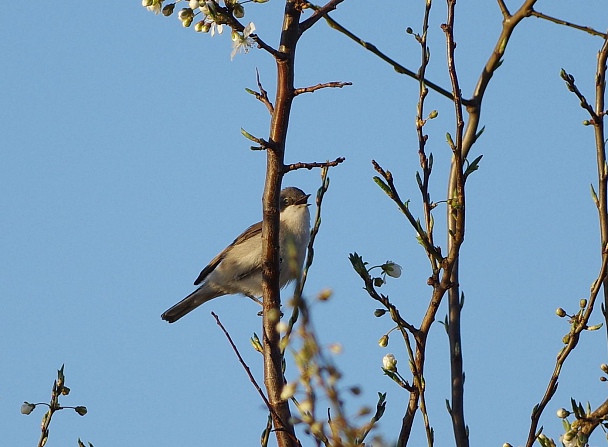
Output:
[[529, 9, 607, 39]]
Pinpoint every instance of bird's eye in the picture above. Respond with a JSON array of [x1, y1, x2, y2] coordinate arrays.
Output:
[[282, 198, 290, 206]]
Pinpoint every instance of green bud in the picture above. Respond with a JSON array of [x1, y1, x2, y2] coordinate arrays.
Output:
[[74, 406, 87, 416], [556, 308, 567, 317], [373, 277, 384, 287], [557, 408, 570, 418], [378, 335, 389, 348], [233, 4, 244, 18], [583, 120, 591, 126], [428, 110, 438, 119], [580, 299, 587, 308]]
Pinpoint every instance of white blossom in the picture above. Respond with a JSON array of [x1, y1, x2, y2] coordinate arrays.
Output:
[[383, 261, 402, 278], [382, 353, 398, 371], [20, 402, 35, 415], [231, 22, 255, 60]]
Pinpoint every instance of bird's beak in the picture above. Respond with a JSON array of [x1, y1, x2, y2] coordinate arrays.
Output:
[[297, 194, 311, 206]]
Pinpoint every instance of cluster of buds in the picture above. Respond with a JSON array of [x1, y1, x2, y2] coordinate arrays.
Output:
[[143, 1, 263, 33]]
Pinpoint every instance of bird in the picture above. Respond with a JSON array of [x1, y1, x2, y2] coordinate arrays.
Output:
[[161, 187, 311, 323]]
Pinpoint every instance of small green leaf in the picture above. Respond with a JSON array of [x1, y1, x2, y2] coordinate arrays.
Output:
[[591, 184, 599, 206], [240, 128, 258, 142], [464, 154, 483, 179], [373, 176, 392, 196]]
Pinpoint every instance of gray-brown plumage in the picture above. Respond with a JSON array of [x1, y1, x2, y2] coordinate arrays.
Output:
[[161, 187, 310, 323]]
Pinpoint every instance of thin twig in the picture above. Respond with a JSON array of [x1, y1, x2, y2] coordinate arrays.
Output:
[[497, 0, 510, 18], [529, 9, 607, 39], [211, 311, 276, 415], [560, 69, 599, 121], [594, 38, 608, 349], [372, 159, 443, 262], [407, 1, 436, 443], [249, 68, 274, 115], [293, 81, 352, 96], [283, 157, 345, 173], [283, 166, 331, 351], [525, 251, 608, 447], [309, 4, 472, 106]]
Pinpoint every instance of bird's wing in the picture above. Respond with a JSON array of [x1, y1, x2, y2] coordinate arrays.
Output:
[[193, 220, 263, 285]]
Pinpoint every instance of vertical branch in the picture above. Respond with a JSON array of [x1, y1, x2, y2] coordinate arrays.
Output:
[[443, 1, 468, 447], [261, 2, 301, 447], [397, 1, 437, 446], [523, 39, 608, 447], [594, 38, 608, 343]]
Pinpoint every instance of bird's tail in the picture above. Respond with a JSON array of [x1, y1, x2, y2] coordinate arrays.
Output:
[[161, 286, 222, 323]]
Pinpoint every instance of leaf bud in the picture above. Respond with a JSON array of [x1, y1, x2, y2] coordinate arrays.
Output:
[[233, 4, 245, 18], [579, 299, 587, 308], [162, 3, 175, 16], [374, 309, 387, 317]]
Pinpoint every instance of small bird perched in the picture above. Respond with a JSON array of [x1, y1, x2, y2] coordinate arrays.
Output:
[[161, 187, 311, 323]]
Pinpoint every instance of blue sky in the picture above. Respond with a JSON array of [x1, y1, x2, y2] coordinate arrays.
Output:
[[2, 1, 608, 446]]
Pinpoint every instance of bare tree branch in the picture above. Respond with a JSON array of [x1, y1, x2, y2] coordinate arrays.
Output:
[[211, 312, 275, 415], [526, 251, 608, 447], [293, 81, 352, 96], [529, 9, 608, 39], [299, 0, 345, 33], [310, 2, 473, 106], [261, 1, 302, 444], [283, 157, 345, 172], [442, 2, 468, 446]]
